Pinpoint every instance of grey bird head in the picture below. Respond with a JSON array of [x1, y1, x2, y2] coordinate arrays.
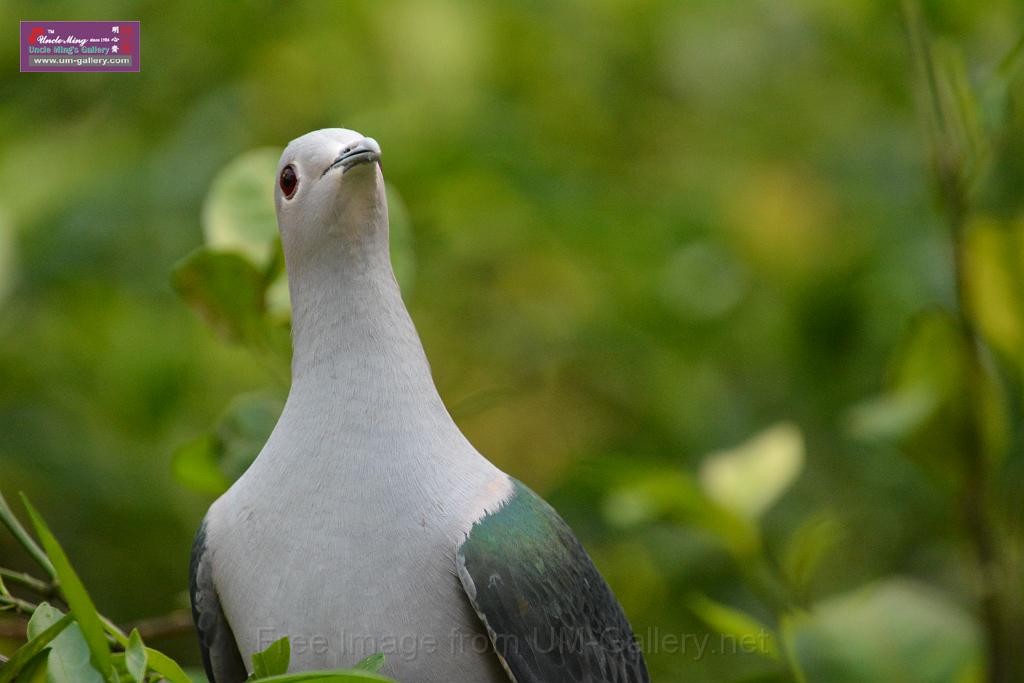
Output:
[[274, 128, 385, 263]]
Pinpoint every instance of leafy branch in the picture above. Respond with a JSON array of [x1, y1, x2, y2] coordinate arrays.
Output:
[[903, 3, 1024, 682]]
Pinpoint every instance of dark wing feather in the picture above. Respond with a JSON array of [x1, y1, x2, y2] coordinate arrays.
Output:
[[189, 519, 247, 683], [456, 479, 650, 683]]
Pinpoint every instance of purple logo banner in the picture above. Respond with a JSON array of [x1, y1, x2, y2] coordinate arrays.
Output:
[[20, 21, 140, 72]]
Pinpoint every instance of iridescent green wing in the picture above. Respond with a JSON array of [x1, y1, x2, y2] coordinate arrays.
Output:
[[456, 479, 650, 683]]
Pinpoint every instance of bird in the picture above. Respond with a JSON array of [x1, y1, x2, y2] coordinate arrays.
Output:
[[189, 128, 650, 683]]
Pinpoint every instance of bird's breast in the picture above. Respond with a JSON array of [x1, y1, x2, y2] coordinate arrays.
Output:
[[204, 445, 511, 682]]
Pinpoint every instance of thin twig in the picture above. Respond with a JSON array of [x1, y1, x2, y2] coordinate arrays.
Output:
[[0, 492, 56, 580], [126, 610, 195, 641], [0, 601, 130, 650], [0, 568, 56, 597], [0, 609, 194, 647], [0, 592, 39, 615], [949, 194, 1011, 683], [902, 4, 1014, 681]]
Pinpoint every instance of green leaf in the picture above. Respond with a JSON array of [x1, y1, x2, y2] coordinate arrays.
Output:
[[27, 603, 104, 683], [172, 248, 267, 345], [934, 43, 989, 185], [353, 654, 385, 672], [264, 271, 291, 325], [11, 651, 48, 683], [846, 310, 997, 485], [202, 149, 282, 268], [843, 386, 937, 442], [698, 422, 805, 520], [963, 216, 1024, 365], [172, 392, 285, 495], [215, 392, 285, 482], [252, 636, 290, 678], [997, 30, 1024, 83], [25, 604, 62, 640], [260, 235, 287, 325], [982, 31, 1024, 133], [603, 468, 761, 559], [779, 613, 809, 683], [688, 593, 779, 661], [124, 630, 147, 683], [0, 613, 73, 683], [143, 648, 193, 683], [386, 183, 416, 292], [172, 434, 231, 496], [781, 512, 844, 601], [902, 2, 970, 187], [20, 496, 114, 682], [846, 314, 959, 432], [786, 579, 982, 683]]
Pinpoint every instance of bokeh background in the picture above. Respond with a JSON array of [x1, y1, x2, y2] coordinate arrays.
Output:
[[3, 1, 1024, 681]]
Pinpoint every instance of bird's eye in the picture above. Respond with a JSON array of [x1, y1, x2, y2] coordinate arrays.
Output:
[[280, 165, 298, 199]]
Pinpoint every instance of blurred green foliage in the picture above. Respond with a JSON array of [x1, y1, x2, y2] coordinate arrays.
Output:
[[2, 1, 1024, 681]]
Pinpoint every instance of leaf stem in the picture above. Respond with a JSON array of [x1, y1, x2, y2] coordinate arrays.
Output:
[[101, 614, 130, 647], [0, 592, 39, 615], [0, 568, 56, 597], [902, 3, 1016, 680], [125, 610, 195, 641], [0, 492, 56, 580]]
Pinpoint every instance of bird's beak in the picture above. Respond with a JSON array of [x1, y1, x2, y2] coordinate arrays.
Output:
[[322, 137, 382, 177]]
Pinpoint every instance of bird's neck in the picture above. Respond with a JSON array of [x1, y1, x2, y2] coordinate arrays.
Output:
[[283, 222, 453, 435]]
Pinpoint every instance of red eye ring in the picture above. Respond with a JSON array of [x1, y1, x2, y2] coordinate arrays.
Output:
[[280, 164, 298, 199]]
